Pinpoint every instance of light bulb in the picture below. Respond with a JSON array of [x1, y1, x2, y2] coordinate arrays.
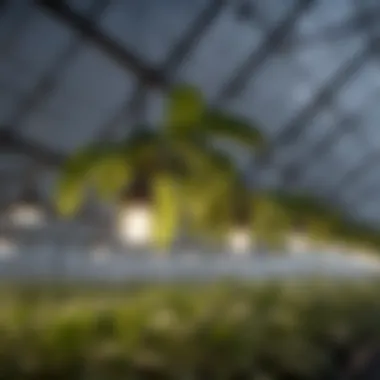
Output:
[[0, 237, 17, 260], [228, 228, 251, 254], [9, 202, 45, 228], [287, 232, 310, 255], [117, 202, 153, 247]]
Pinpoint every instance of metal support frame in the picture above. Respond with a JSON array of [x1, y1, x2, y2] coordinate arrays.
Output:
[[0, 0, 378, 215], [216, 0, 314, 102], [92, 0, 225, 141], [16, 0, 308, 163], [281, 5, 380, 51], [35, 0, 165, 86], [312, 2, 380, 202], [8, 0, 111, 132], [325, 149, 380, 201], [259, 5, 380, 193], [0, 128, 64, 165], [352, 179, 380, 209], [286, 91, 379, 192], [321, 0, 380, 204], [256, 45, 371, 173], [283, 113, 361, 187], [0, 0, 225, 164]]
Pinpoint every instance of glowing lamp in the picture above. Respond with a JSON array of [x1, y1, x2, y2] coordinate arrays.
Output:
[[117, 201, 153, 247], [227, 228, 251, 254], [9, 188, 45, 228]]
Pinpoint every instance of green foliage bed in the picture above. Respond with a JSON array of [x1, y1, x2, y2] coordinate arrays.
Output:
[[1, 281, 380, 379]]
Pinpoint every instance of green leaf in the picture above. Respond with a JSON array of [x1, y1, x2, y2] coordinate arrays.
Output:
[[252, 194, 290, 248], [203, 110, 265, 148], [179, 140, 237, 180], [182, 175, 231, 240], [166, 84, 204, 133], [56, 141, 143, 216], [152, 175, 180, 250], [55, 147, 101, 217], [55, 174, 86, 218], [90, 152, 132, 200]]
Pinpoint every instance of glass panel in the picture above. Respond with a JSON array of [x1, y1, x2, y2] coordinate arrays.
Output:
[[100, 0, 206, 65]]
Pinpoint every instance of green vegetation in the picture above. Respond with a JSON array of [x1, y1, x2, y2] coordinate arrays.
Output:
[[55, 84, 380, 253], [56, 85, 263, 249], [1, 282, 380, 379]]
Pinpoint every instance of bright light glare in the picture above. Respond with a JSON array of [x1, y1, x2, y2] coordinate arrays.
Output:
[[117, 202, 153, 247], [228, 228, 251, 254], [0, 237, 17, 260], [9, 203, 45, 228], [287, 233, 310, 255]]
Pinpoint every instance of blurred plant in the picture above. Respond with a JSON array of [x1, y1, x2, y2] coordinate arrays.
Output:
[[54, 83, 380, 254], [55, 84, 264, 250], [1, 283, 380, 379], [248, 191, 380, 255]]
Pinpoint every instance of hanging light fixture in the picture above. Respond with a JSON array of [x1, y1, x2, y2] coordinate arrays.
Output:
[[227, 227, 252, 254], [116, 178, 154, 248], [226, 191, 254, 255], [8, 186, 45, 228], [117, 202, 153, 247]]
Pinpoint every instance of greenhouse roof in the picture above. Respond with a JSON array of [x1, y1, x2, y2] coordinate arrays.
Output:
[[1, 0, 380, 233]]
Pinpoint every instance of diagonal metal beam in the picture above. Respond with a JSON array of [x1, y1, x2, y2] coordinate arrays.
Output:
[[280, 5, 380, 52], [216, 0, 314, 102], [26, 0, 377, 192], [162, 0, 224, 75], [296, 98, 377, 195], [347, 177, 380, 205], [9, 0, 111, 131], [347, 149, 380, 204], [0, 128, 64, 165], [255, 44, 372, 173], [36, 0, 313, 145], [284, 92, 378, 189], [352, 0, 380, 61], [282, 113, 361, 187], [234, 1, 269, 30], [0, 1, 34, 55], [93, 0, 225, 141], [35, 0, 166, 87], [254, 4, 380, 190], [325, 148, 380, 200], [2, 0, 225, 163], [352, 178, 380, 207]]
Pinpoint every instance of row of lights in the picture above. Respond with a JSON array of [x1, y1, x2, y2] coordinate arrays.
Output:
[[0, 191, 332, 258], [0, 195, 46, 259], [117, 202, 316, 255]]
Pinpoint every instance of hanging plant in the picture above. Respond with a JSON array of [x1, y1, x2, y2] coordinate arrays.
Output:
[[55, 84, 265, 249]]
